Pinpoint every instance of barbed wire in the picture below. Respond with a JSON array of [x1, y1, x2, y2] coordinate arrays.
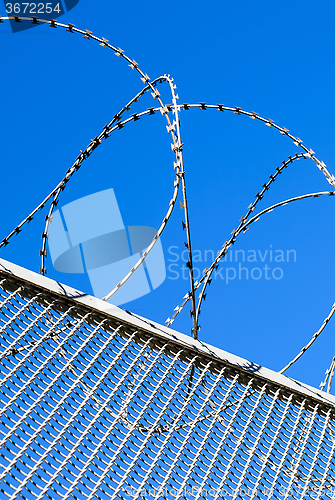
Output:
[[166, 188, 335, 327], [280, 302, 335, 375], [1, 17, 335, 367], [0, 16, 198, 328], [320, 355, 335, 393]]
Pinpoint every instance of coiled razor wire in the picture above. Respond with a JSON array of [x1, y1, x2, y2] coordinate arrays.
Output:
[[1, 260, 335, 499], [1, 19, 335, 391]]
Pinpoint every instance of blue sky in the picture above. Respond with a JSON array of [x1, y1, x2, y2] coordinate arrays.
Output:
[[1, 0, 335, 390]]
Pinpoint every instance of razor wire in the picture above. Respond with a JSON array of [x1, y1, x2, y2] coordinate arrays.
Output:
[[280, 302, 335, 375], [166, 188, 335, 327], [2, 14, 335, 500], [1, 17, 335, 351], [2, 267, 335, 499], [321, 356, 335, 394], [1, 94, 332, 337], [0, 16, 197, 329]]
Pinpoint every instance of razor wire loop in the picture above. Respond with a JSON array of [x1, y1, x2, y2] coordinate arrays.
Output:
[[0, 17, 198, 324], [36, 99, 335, 336], [0, 99, 325, 336], [2, 18, 335, 342]]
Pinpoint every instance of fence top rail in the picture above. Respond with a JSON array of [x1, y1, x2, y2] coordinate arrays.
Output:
[[0, 257, 333, 408]]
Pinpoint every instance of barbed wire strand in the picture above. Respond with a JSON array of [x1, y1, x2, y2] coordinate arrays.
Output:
[[193, 190, 335, 329], [39, 76, 166, 273], [166, 178, 331, 328], [280, 302, 335, 374], [320, 355, 335, 393]]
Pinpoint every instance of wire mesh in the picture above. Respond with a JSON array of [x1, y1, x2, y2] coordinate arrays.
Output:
[[0, 259, 335, 500]]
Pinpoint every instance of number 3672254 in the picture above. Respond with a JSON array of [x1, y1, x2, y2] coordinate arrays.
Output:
[[5, 3, 61, 14]]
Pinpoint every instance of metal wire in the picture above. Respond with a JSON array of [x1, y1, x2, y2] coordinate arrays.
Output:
[[166, 189, 335, 327], [2, 16, 335, 500], [1, 17, 335, 364], [1, 260, 335, 499], [0, 16, 198, 329], [320, 356, 335, 394], [280, 302, 335, 375]]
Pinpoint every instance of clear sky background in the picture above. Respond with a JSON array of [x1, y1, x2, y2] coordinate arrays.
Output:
[[1, 0, 335, 391]]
